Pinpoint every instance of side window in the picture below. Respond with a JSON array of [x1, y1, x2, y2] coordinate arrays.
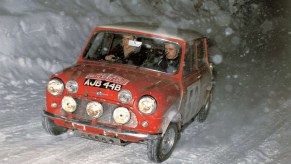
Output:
[[183, 40, 196, 77], [195, 39, 206, 68]]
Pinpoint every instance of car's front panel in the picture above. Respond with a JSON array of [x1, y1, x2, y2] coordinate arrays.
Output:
[[46, 89, 165, 136], [45, 64, 181, 142]]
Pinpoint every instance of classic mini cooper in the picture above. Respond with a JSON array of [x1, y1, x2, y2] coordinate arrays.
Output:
[[42, 23, 213, 163]]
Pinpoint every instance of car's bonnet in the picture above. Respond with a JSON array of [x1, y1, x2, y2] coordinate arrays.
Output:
[[55, 62, 175, 104]]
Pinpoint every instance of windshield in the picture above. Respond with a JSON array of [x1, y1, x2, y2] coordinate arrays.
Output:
[[83, 32, 181, 75]]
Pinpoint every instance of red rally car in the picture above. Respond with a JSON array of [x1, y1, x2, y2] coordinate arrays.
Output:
[[42, 23, 214, 163]]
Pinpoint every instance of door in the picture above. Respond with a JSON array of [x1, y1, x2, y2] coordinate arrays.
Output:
[[196, 38, 212, 108], [181, 40, 202, 124]]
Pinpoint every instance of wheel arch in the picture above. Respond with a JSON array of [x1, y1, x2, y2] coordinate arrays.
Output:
[[160, 106, 182, 136]]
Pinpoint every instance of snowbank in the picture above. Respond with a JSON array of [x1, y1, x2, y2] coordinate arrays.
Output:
[[0, 0, 265, 87]]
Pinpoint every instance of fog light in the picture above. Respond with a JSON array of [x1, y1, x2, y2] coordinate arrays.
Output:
[[113, 107, 130, 124], [86, 101, 103, 118], [141, 121, 149, 128], [51, 102, 57, 108], [61, 96, 77, 113]]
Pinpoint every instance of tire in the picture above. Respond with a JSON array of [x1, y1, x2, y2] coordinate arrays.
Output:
[[147, 123, 179, 163], [42, 115, 67, 135], [197, 93, 211, 123]]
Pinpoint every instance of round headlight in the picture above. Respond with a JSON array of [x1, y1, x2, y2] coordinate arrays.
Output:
[[86, 101, 103, 118], [113, 107, 130, 124], [47, 79, 64, 96], [61, 96, 77, 113], [138, 96, 157, 115], [118, 90, 132, 104], [66, 80, 78, 94]]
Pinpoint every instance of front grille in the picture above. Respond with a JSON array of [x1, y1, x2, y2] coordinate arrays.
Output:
[[73, 98, 138, 128]]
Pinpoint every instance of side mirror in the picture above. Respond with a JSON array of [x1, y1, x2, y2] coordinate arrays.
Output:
[[209, 62, 215, 80], [209, 62, 213, 72]]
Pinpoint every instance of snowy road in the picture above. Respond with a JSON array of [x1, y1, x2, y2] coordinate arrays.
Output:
[[0, 0, 290, 163]]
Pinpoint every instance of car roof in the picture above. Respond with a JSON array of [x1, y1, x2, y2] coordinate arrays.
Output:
[[97, 22, 203, 41]]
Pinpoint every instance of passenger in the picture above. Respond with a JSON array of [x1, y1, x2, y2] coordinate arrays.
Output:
[[154, 43, 180, 74], [105, 35, 145, 66]]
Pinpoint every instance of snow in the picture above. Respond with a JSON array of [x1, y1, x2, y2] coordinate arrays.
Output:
[[231, 36, 240, 45], [0, 0, 291, 163], [212, 54, 223, 64], [225, 27, 233, 36], [260, 20, 274, 34]]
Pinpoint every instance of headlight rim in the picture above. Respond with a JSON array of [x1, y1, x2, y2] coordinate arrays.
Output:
[[118, 89, 132, 104], [65, 80, 79, 94], [47, 78, 64, 96], [138, 95, 157, 115]]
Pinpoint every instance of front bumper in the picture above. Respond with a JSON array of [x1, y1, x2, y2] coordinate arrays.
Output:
[[42, 110, 160, 141]]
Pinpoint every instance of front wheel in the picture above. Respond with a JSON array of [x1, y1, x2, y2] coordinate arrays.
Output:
[[147, 123, 179, 163], [42, 115, 67, 135]]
